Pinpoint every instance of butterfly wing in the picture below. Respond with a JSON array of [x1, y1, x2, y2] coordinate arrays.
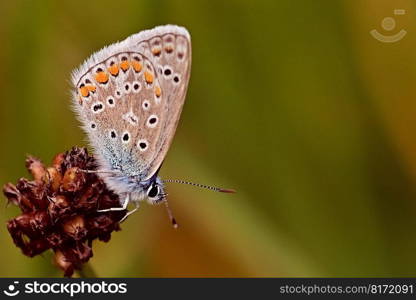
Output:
[[71, 25, 191, 181], [135, 26, 191, 180]]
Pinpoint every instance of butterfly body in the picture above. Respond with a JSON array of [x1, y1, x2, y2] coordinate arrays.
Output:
[[71, 25, 191, 208]]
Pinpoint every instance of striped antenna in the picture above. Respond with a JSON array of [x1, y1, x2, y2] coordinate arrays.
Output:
[[163, 179, 236, 193]]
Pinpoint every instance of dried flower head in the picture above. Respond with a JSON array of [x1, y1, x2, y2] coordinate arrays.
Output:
[[3, 147, 126, 277]]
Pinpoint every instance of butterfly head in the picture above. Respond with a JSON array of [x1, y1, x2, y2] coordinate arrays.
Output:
[[145, 176, 167, 204]]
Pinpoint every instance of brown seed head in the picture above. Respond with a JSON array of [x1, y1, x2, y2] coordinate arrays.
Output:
[[45, 167, 62, 192], [3, 147, 126, 277]]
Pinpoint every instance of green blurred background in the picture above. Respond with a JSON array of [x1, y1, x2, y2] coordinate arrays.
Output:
[[1, 0, 416, 277]]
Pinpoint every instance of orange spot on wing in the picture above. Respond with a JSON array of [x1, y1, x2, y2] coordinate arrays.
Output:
[[79, 86, 89, 97], [144, 71, 154, 84], [108, 64, 119, 76], [87, 85, 96, 92], [131, 61, 142, 73], [120, 60, 130, 71], [95, 72, 109, 84], [152, 48, 162, 56], [79, 84, 96, 97], [155, 86, 161, 97]]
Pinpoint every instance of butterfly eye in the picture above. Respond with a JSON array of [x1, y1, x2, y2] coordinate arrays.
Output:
[[147, 184, 159, 198]]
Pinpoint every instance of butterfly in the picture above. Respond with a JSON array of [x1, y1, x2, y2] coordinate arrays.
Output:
[[71, 25, 233, 226]]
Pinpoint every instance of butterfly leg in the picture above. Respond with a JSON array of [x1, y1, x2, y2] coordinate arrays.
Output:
[[97, 193, 130, 212], [79, 169, 120, 175], [119, 201, 140, 223]]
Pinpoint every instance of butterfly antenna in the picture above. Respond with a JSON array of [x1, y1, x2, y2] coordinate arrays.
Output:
[[164, 199, 178, 229], [163, 179, 236, 193]]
